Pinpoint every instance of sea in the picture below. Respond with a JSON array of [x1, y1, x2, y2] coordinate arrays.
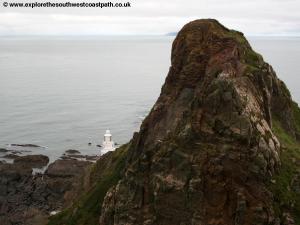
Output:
[[0, 36, 299, 162]]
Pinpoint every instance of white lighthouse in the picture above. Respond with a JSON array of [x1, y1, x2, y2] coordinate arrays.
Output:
[[102, 130, 115, 154]]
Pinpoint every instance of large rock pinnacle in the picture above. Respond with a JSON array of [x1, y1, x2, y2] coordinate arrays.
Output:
[[99, 19, 298, 225]]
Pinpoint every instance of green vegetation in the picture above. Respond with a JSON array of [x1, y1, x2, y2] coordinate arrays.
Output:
[[292, 101, 300, 133], [224, 28, 263, 68], [244, 49, 262, 67], [48, 145, 128, 225], [228, 30, 248, 45], [269, 107, 300, 223]]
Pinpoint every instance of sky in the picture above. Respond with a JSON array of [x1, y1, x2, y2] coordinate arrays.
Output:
[[0, 0, 300, 36]]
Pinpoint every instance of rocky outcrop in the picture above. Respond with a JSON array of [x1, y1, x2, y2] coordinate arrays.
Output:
[[47, 146, 128, 225], [98, 19, 299, 225], [65, 149, 81, 154], [0, 148, 8, 152], [61, 150, 100, 161], [3, 153, 20, 159], [10, 144, 41, 147], [0, 158, 92, 225], [14, 154, 49, 168], [46, 159, 91, 177]]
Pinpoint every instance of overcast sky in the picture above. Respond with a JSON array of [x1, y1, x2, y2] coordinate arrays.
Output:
[[0, 0, 300, 36]]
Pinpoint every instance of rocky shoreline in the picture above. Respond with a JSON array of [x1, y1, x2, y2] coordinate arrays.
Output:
[[0, 148, 98, 225]]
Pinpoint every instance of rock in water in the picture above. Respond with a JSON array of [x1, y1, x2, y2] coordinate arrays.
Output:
[[65, 149, 81, 154], [10, 144, 41, 147], [99, 19, 299, 225], [0, 148, 8, 152]]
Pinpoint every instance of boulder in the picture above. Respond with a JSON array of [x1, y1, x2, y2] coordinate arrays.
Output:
[[65, 149, 81, 154], [46, 159, 92, 178], [14, 155, 49, 168]]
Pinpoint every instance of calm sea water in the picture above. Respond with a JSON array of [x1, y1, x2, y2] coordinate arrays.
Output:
[[0, 36, 299, 162]]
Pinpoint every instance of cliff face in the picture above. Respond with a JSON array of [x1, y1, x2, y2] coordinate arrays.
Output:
[[47, 19, 300, 225], [99, 19, 299, 225]]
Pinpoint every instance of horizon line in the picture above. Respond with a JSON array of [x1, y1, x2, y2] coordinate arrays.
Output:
[[0, 33, 300, 38]]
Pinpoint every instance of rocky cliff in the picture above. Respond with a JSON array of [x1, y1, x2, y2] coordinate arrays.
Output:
[[49, 19, 300, 225]]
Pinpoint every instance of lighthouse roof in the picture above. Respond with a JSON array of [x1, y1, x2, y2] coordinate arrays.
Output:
[[104, 130, 112, 137]]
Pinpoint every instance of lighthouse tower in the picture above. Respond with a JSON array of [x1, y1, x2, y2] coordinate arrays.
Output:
[[102, 130, 115, 154]]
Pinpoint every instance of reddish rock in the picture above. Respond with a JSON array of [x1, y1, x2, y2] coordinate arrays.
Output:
[[99, 19, 298, 225]]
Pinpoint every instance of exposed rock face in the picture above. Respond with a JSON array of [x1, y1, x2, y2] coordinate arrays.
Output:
[[14, 154, 49, 168], [47, 147, 128, 225], [99, 19, 298, 225], [46, 159, 91, 178], [0, 159, 92, 225]]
